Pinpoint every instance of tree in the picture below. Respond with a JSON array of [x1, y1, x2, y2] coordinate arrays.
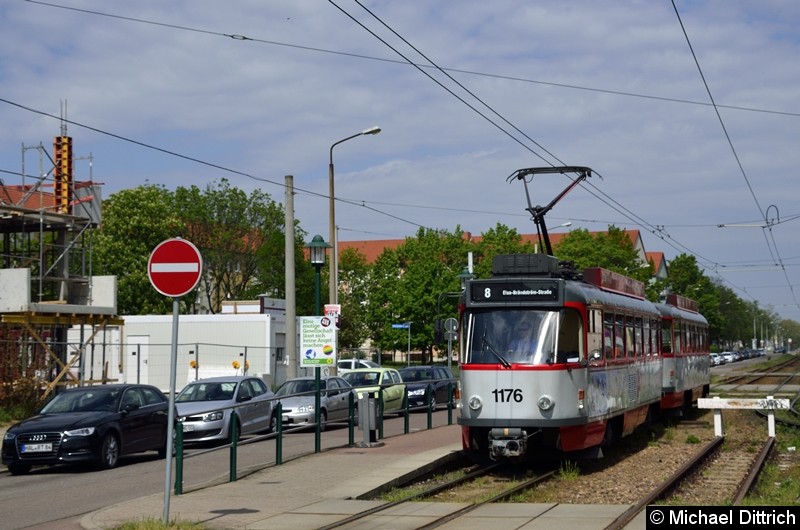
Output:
[[470, 223, 535, 279], [93, 180, 307, 316], [553, 226, 653, 283], [364, 227, 474, 363], [91, 185, 185, 315], [337, 247, 371, 351], [175, 179, 286, 312], [662, 253, 724, 345]]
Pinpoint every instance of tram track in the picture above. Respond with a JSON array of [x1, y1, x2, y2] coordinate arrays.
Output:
[[604, 436, 773, 530], [715, 355, 800, 394], [317, 459, 557, 530], [314, 358, 796, 530]]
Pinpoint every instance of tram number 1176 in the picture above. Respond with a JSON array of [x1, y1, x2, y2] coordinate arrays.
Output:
[[492, 388, 523, 403]]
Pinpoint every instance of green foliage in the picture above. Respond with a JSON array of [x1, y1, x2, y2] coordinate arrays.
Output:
[[685, 434, 701, 444], [110, 517, 205, 530], [364, 227, 473, 361], [470, 223, 535, 279], [91, 185, 184, 315], [93, 180, 300, 315], [553, 226, 653, 283], [175, 179, 289, 310], [338, 248, 371, 349], [0, 378, 47, 423], [558, 460, 580, 480]]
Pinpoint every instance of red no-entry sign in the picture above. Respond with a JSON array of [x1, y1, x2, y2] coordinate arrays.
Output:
[[148, 238, 203, 297]]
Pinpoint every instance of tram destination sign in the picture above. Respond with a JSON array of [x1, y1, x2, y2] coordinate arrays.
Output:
[[469, 280, 561, 303]]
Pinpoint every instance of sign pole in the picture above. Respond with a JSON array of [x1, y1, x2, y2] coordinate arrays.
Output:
[[147, 238, 202, 526], [163, 297, 180, 523]]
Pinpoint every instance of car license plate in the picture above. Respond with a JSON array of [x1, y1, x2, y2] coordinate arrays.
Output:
[[21, 443, 52, 453], [182, 424, 195, 432]]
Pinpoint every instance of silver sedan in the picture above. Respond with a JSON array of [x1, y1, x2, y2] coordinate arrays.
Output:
[[176, 376, 276, 444]]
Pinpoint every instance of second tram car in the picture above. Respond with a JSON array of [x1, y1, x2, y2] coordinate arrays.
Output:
[[656, 293, 711, 414], [457, 253, 710, 461]]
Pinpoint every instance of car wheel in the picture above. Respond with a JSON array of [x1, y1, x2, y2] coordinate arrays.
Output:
[[267, 411, 277, 434], [98, 432, 120, 469], [352, 405, 359, 427], [429, 395, 437, 410], [8, 463, 32, 475], [319, 410, 328, 432]]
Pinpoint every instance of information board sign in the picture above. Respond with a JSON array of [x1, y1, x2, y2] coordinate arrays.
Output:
[[299, 316, 337, 367]]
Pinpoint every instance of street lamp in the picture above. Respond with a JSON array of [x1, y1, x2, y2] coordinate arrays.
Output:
[[458, 266, 475, 291], [306, 235, 330, 316], [305, 234, 329, 451], [328, 126, 381, 306]]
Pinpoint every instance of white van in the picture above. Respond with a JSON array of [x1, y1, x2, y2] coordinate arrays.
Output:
[[337, 359, 379, 374]]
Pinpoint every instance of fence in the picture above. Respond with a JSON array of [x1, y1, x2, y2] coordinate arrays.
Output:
[[172, 379, 458, 495]]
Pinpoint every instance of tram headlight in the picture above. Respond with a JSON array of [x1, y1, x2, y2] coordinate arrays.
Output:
[[468, 395, 482, 411], [537, 394, 554, 411]]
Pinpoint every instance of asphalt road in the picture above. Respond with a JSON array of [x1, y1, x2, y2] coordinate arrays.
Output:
[[1, 410, 455, 529]]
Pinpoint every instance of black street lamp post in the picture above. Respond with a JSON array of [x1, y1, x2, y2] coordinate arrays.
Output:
[[306, 235, 330, 316], [305, 234, 330, 453]]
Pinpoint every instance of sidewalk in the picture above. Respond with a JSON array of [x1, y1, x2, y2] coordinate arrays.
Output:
[[80, 423, 645, 530], [81, 424, 465, 529]]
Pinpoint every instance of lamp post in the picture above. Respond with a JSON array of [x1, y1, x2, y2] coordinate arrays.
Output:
[[328, 126, 381, 307], [305, 235, 330, 452], [306, 235, 330, 316], [458, 266, 475, 290]]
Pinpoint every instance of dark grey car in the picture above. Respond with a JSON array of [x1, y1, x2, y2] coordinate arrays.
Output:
[[399, 366, 456, 411]]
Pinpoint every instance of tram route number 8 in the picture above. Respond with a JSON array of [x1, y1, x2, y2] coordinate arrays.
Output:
[[492, 388, 523, 402]]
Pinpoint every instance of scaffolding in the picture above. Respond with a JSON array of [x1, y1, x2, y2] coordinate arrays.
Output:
[[1, 121, 121, 400]]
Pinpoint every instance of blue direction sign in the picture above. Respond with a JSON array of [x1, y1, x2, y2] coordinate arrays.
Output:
[[391, 323, 409, 329]]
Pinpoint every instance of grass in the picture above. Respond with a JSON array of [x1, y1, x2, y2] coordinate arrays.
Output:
[[557, 460, 581, 480], [741, 423, 800, 506], [110, 518, 206, 530]]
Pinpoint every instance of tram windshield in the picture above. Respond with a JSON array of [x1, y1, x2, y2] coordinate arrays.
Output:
[[463, 309, 581, 366]]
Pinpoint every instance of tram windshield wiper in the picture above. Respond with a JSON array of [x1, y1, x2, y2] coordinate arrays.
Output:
[[481, 336, 511, 368]]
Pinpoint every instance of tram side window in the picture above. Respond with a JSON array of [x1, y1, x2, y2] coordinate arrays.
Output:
[[556, 308, 583, 363], [649, 318, 659, 356], [603, 312, 615, 359], [587, 309, 603, 361], [625, 315, 635, 357], [635, 316, 644, 357], [661, 319, 673, 354], [615, 313, 626, 358], [674, 320, 682, 354]]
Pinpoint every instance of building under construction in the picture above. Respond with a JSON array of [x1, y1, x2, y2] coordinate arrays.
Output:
[[0, 123, 120, 403]]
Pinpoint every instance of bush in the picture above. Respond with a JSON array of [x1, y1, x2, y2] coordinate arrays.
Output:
[[0, 377, 46, 422]]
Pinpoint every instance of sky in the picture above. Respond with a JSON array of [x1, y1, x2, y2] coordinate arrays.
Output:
[[1, 1, 799, 323]]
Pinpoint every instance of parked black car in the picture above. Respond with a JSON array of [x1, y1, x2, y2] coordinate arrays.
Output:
[[398, 365, 456, 411], [2, 384, 172, 475]]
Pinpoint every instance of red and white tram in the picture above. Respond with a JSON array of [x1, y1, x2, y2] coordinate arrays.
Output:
[[455, 166, 710, 462]]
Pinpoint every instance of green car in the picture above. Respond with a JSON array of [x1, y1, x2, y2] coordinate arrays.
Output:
[[341, 367, 406, 414]]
